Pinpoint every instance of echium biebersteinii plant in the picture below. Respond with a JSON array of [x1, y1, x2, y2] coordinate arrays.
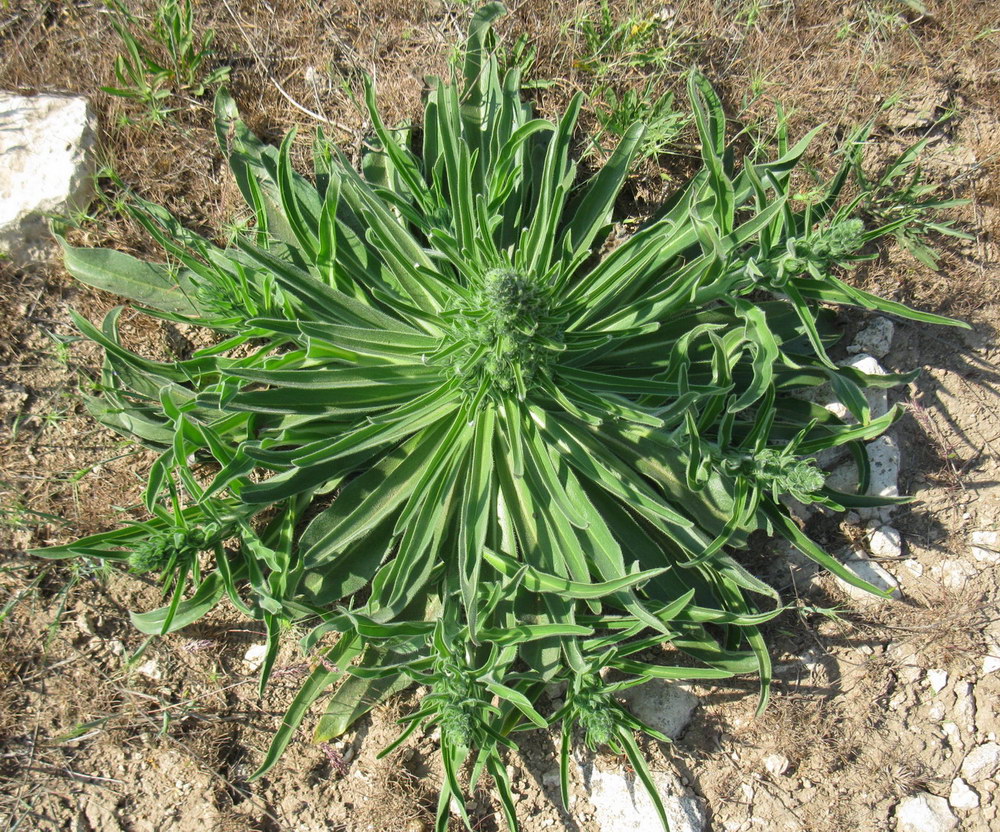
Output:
[[37, 4, 967, 829]]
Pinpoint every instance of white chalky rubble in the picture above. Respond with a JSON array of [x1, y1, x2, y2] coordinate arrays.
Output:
[[837, 547, 899, 601], [953, 681, 976, 737], [0, 93, 97, 265], [793, 352, 908, 600], [843, 353, 890, 420], [810, 353, 901, 523], [243, 642, 268, 670], [930, 558, 978, 591], [136, 659, 162, 681], [576, 685, 705, 830], [848, 316, 895, 358], [948, 778, 979, 810], [763, 753, 790, 776], [587, 766, 706, 832], [970, 529, 1000, 564], [621, 681, 699, 740], [894, 793, 958, 832], [859, 433, 901, 524], [960, 742, 1000, 783], [868, 525, 903, 558], [927, 669, 949, 693]]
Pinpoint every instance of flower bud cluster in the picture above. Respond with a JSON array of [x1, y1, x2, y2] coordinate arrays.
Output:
[[128, 522, 228, 574], [764, 218, 867, 287], [751, 448, 825, 501], [449, 268, 560, 397], [431, 663, 483, 749]]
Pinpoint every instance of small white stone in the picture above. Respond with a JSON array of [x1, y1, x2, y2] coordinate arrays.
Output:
[[823, 400, 852, 422], [136, 659, 162, 681], [763, 753, 789, 776], [859, 434, 900, 523], [960, 742, 1000, 783], [869, 525, 903, 558], [848, 317, 895, 358], [894, 792, 957, 832], [970, 530, 1000, 564], [982, 655, 1000, 675], [243, 642, 268, 670], [927, 669, 948, 693], [621, 680, 699, 740], [824, 458, 860, 494], [954, 682, 976, 735], [588, 767, 707, 832], [902, 559, 924, 577], [972, 548, 1000, 566], [841, 354, 889, 419], [949, 778, 979, 810], [930, 559, 977, 591], [837, 548, 898, 602]]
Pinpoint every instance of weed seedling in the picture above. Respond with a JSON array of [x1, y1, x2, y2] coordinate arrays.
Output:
[[101, 0, 230, 121], [588, 79, 688, 162], [569, 0, 685, 76]]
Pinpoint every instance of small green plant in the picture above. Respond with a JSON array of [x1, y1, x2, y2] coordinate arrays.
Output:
[[102, 0, 230, 122], [588, 79, 688, 162], [570, 0, 684, 76], [834, 1, 922, 51], [39, 5, 966, 830], [496, 32, 554, 89], [852, 133, 973, 270]]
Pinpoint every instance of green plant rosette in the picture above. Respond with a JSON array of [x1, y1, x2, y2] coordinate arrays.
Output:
[[36, 4, 966, 830]]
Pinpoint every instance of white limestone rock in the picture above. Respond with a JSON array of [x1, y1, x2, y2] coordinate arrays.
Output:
[[136, 658, 162, 681], [763, 753, 790, 776], [894, 793, 958, 832], [868, 525, 903, 559], [960, 742, 1000, 783], [948, 778, 979, 810], [848, 317, 895, 358], [243, 642, 268, 670], [824, 457, 860, 495], [859, 433, 901, 524], [771, 537, 821, 591], [837, 548, 898, 602], [953, 681, 976, 737], [970, 529, 1000, 564], [811, 357, 901, 525], [621, 680, 699, 740], [0, 93, 97, 265], [930, 559, 977, 591], [842, 354, 889, 420], [588, 767, 706, 832], [926, 669, 948, 694]]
